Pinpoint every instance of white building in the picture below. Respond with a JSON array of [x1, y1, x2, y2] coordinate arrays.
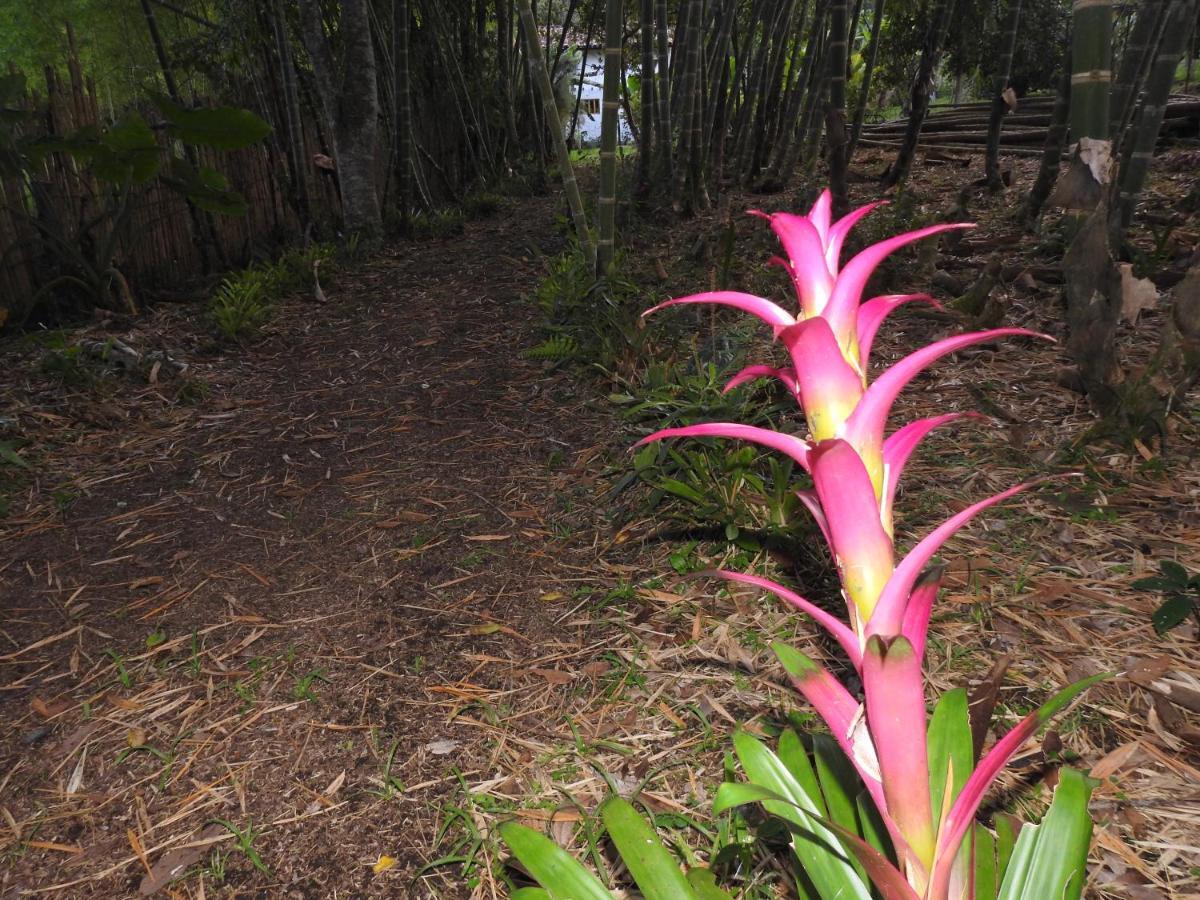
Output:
[[566, 47, 635, 148]]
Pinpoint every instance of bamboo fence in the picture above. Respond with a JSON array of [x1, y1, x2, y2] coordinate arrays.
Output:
[[0, 57, 340, 324]]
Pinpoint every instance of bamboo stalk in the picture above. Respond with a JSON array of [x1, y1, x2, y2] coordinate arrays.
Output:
[[985, 0, 1022, 190], [516, 0, 595, 266], [1114, 0, 1199, 231], [848, 0, 886, 159], [597, 0, 623, 273]]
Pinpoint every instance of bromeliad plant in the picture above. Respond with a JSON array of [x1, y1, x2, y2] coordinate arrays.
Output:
[[634, 191, 1104, 899], [499, 191, 1104, 900]]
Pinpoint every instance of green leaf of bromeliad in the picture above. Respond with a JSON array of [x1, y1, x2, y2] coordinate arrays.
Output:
[[996, 768, 1096, 900], [498, 821, 613, 900], [599, 796, 699, 900]]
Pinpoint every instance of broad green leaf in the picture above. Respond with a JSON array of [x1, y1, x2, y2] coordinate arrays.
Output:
[[999, 769, 1096, 900], [713, 780, 793, 815], [778, 730, 828, 819], [154, 97, 271, 149], [1152, 595, 1194, 634], [731, 731, 872, 900], [1131, 576, 1172, 592], [994, 821, 1039, 900], [809, 816, 921, 900], [498, 822, 612, 900], [856, 791, 894, 863], [973, 822, 997, 900], [600, 797, 695, 900], [659, 477, 706, 503], [511, 889, 553, 900], [96, 113, 160, 183], [994, 814, 1020, 883], [685, 867, 734, 899], [1158, 560, 1189, 584], [812, 734, 867, 883], [162, 157, 248, 216], [715, 783, 907, 900], [928, 688, 973, 840]]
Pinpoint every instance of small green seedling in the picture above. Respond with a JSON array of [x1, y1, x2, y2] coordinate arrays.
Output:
[[105, 649, 134, 688], [292, 669, 330, 701], [368, 738, 406, 799], [1133, 560, 1200, 635], [210, 818, 269, 875]]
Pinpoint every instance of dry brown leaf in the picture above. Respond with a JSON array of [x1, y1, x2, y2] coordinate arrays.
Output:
[[30, 697, 71, 719], [1124, 656, 1174, 687], [530, 668, 573, 685], [1090, 740, 1144, 780], [138, 825, 226, 895], [1119, 263, 1159, 324]]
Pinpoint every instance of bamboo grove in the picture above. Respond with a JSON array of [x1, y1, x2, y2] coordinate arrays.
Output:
[[2, 0, 1198, 428]]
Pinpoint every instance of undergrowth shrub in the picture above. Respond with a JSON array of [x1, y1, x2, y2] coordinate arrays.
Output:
[[208, 242, 339, 341], [209, 274, 271, 341], [463, 191, 506, 219], [521, 248, 647, 378]]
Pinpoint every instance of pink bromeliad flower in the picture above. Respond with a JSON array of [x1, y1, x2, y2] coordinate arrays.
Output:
[[642, 191, 1042, 505], [640, 190, 1050, 625], [635, 193, 1097, 897]]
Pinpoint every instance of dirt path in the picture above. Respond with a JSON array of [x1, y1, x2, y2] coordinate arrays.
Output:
[[0, 197, 639, 897]]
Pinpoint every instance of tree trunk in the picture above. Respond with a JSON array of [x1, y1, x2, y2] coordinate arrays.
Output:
[[1114, 0, 1198, 232], [732, 2, 783, 178], [516, 0, 595, 265], [747, 0, 798, 178], [598, 0, 623, 272], [1070, 0, 1114, 150], [654, 0, 673, 183], [1110, 0, 1165, 148], [138, 0, 223, 267], [708, 0, 739, 185], [636, 0, 656, 193], [567, 0, 601, 146], [1021, 61, 1071, 226], [297, 0, 381, 238], [269, 0, 311, 226], [762, 1, 809, 159], [848, 0, 886, 159], [392, 0, 414, 218], [826, 0, 850, 214], [764, 1, 828, 187], [984, 0, 1022, 190], [672, 0, 706, 213], [496, 0, 523, 158], [881, 0, 954, 188]]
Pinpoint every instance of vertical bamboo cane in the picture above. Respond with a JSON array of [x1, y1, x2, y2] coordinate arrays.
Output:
[[598, 0, 624, 273], [984, 0, 1022, 190], [826, 0, 850, 214], [516, 0, 595, 267], [1115, 0, 1198, 231], [847, 0, 886, 159], [636, 0, 656, 193]]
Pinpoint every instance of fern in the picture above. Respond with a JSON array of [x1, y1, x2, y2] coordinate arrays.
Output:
[[521, 334, 579, 361]]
